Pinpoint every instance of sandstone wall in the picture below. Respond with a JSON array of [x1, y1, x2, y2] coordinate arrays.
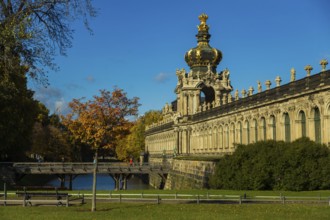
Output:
[[164, 159, 216, 189], [148, 157, 217, 189]]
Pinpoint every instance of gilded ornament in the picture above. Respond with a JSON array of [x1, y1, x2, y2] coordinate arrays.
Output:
[[198, 13, 209, 32], [212, 48, 219, 63], [196, 49, 201, 61]]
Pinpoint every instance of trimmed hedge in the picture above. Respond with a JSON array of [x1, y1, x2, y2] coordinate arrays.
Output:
[[210, 138, 330, 191]]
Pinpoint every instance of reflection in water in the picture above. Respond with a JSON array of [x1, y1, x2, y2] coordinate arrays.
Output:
[[47, 174, 151, 190]]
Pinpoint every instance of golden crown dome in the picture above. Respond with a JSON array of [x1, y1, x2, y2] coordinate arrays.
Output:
[[184, 14, 222, 74]]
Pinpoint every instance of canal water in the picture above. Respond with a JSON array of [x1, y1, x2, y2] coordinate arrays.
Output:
[[47, 174, 151, 190]]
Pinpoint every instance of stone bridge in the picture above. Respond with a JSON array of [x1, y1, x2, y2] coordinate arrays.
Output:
[[3, 162, 170, 190]]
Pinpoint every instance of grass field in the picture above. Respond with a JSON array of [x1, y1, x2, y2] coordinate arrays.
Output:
[[1, 202, 330, 220], [1, 190, 330, 220]]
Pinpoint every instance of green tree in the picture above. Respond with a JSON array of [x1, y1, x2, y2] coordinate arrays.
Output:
[[31, 111, 74, 162], [0, 64, 39, 160], [116, 110, 162, 161], [0, 0, 96, 160], [0, 0, 96, 82]]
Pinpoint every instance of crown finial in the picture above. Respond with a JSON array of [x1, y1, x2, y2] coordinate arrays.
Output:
[[198, 13, 209, 32], [199, 13, 208, 22]]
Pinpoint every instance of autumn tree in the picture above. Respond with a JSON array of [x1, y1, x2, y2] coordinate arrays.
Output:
[[62, 88, 139, 211], [62, 88, 140, 158], [116, 110, 162, 161]]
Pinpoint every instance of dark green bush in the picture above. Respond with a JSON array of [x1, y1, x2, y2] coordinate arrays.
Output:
[[209, 138, 330, 191]]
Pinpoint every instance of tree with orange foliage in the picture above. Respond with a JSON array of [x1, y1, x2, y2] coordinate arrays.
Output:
[[62, 88, 139, 211], [62, 88, 140, 155]]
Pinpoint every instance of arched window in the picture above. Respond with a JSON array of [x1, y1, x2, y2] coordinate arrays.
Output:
[[314, 107, 321, 143], [203, 129, 207, 150], [270, 115, 276, 140], [200, 86, 215, 104], [254, 119, 258, 142], [200, 91, 206, 103], [261, 117, 266, 140], [208, 128, 212, 149], [299, 111, 306, 137], [230, 123, 235, 148], [246, 121, 250, 144], [214, 127, 218, 149], [284, 113, 291, 142], [225, 125, 229, 148], [219, 126, 223, 149], [238, 122, 242, 144]]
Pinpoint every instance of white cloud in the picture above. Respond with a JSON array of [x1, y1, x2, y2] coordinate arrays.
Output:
[[33, 86, 68, 114], [34, 87, 62, 101], [154, 72, 170, 83], [54, 98, 68, 114], [66, 83, 84, 91], [86, 75, 95, 83]]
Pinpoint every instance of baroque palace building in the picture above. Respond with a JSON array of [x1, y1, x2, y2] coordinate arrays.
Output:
[[145, 14, 330, 163]]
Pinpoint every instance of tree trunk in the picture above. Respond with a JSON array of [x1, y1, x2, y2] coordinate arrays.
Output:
[[91, 151, 98, 212]]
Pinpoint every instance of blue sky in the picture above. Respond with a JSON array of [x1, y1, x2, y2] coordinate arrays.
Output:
[[29, 0, 330, 116]]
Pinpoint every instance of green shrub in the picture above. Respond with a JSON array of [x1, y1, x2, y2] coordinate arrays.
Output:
[[209, 138, 330, 191]]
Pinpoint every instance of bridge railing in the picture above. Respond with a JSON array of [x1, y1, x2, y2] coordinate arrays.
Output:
[[13, 162, 169, 168], [12, 162, 171, 174]]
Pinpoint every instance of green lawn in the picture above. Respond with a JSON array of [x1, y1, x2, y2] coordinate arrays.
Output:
[[1, 202, 330, 220], [68, 189, 330, 198], [1, 190, 330, 219], [5, 188, 330, 198]]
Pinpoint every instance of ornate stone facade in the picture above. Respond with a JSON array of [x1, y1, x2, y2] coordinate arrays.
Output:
[[145, 14, 330, 160]]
